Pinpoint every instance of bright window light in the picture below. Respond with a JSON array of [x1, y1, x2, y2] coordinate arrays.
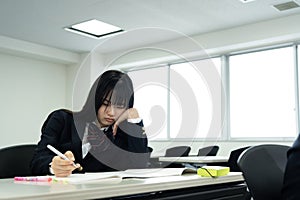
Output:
[[65, 19, 123, 38], [229, 47, 296, 138]]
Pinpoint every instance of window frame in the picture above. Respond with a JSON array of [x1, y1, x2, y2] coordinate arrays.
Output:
[[124, 44, 300, 142]]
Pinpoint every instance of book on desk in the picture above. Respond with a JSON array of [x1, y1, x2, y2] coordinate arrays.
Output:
[[14, 167, 231, 184]]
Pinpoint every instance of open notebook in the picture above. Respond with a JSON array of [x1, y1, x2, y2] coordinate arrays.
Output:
[[53, 168, 197, 184]]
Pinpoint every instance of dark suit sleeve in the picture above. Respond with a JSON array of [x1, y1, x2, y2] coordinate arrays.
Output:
[[282, 135, 300, 200], [118, 120, 149, 168], [122, 120, 148, 152], [30, 110, 67, 175]]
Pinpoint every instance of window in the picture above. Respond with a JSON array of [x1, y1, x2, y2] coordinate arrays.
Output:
[[229, 47, 297, 138], [128, 67, 168, 140], [129, 58, 221, 140], [128, 45, 299, 141], [170, 58, 222, 139]]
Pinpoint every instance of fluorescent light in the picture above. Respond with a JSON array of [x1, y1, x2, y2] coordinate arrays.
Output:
[[65, 19, 124, 39]]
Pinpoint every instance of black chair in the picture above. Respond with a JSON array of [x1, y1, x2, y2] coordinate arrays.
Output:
[[237, 144, 290, 200], [0, 144, 37, 178], [197, 145, 219, 156], [165, 146, 191, 157], [226, 146, 251, 172], [146, 146, 156, 168], [147, 146, 153, 154], [163, 146, 191, 168]]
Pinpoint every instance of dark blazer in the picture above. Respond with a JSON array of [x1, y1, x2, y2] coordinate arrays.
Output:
[[282, 134, 300, 200], [30, 109, 149, 175]]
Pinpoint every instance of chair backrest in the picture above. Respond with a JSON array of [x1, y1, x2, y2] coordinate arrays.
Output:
[[0, 144, 37, 178], [165, 146, 191, 157], [197, 145, 219, 156], [226, 146, 251, 172], [237, 144, 289, 200], [147, 146, 153, 153]]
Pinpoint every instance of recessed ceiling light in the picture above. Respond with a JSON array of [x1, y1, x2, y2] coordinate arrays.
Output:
[[65, 19, 124, 39], [273, 1, 300, 11], [239, 0, 256, 3]]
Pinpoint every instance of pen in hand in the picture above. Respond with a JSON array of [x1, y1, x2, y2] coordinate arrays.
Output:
[[47, 144, 83, 171]]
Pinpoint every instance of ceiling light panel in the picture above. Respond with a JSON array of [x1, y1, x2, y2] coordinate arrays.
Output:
[[273, 1, 300, 11], [65, 19, 124, 39]]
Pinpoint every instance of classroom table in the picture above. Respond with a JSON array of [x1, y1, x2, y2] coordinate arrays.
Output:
[[158, 156, 229, 164], [0, 172, 246, 200]]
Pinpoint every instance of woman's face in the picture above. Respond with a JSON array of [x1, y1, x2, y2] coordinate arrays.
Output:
[[97, 98, 126, 127]]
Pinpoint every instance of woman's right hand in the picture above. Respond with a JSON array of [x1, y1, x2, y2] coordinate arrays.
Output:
[[50, 151, 80, 177]]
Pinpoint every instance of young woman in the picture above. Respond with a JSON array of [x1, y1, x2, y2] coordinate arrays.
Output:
[[31, 70, 149, 177]]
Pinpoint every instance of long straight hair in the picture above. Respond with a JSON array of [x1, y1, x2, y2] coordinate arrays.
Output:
[[74, 70, 134, 122]]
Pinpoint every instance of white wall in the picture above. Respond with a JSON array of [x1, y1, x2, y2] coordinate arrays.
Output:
[[67, 52, 106, 112], [66, 53, 91, 112], [0, 53, 67, 148], [0, 38, 108, 148]]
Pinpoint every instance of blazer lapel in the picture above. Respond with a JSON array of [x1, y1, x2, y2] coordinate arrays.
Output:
[[71, 120, 85, 163]]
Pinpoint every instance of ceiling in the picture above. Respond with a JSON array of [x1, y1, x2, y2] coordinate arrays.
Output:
[[1, 0, 300, 54]]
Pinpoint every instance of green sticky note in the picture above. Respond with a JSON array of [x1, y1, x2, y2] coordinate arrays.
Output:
[[197, 166, 230, 177]]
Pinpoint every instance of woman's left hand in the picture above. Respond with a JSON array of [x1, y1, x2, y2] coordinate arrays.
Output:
[[113, 108, 139, 135]]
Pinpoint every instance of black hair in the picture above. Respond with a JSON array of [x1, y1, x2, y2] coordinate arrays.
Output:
[[75, 70, 134, 122]]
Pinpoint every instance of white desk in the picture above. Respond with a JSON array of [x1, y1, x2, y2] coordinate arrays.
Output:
[[158, 156, 229, 164], [0, 172, 244, 200]]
